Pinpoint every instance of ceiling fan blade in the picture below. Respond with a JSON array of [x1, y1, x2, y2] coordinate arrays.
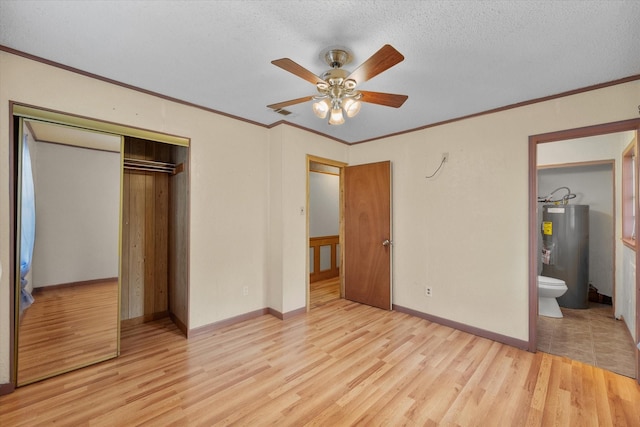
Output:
[[271, 58, 326, 86], [346, 44, 405, 85], [359, 91, 408, 108], [267, 95, 314, 110]]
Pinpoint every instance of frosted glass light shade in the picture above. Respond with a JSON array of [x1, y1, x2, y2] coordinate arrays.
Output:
[[343, 99, 361, 118], [328, 108, 345, 125], [312, 100, 329, 119]]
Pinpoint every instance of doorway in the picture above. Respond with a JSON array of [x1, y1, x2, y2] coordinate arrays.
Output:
[[306, 157, 394, 312], [307, 156, 345, 309], [529, 119, 640, 383], [536, 159, 637, 377]]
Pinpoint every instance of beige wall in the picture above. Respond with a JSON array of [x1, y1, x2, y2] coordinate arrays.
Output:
[[348, 81, 640, 341], [309, 172, 340, 238], [268, 126, 348, 314], [31, 142, 120, 287], [0, 51, 347, 383], [8, 57, 271, 331], [1, 49, 638, 384]]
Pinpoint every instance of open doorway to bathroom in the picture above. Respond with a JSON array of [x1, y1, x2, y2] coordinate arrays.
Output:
[[529, 120, 640, 382]]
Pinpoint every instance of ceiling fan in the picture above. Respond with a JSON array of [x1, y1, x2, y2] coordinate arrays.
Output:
[[267, 44, 408, 125]]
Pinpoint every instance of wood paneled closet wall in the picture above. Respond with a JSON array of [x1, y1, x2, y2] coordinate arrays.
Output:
[[121, 137, 189, 334]]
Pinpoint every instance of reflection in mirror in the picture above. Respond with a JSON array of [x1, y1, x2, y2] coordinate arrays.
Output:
[[16, 119, 121, 385]]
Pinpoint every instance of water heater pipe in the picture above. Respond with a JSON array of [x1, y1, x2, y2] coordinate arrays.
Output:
[[538, 186, 577, 204]]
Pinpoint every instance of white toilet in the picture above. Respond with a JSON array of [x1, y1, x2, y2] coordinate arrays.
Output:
[[538, 275, 568, 318]]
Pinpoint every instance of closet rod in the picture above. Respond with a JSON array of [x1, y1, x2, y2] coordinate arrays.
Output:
[[123, 158, 176, 174]]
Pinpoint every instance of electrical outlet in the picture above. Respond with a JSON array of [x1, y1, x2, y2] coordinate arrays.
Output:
[[425, 286, 432, 297], [442, 152, 449, 163], [242, 286, 249, 296]]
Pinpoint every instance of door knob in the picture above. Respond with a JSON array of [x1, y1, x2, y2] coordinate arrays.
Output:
[[382, 239, 392, 247]]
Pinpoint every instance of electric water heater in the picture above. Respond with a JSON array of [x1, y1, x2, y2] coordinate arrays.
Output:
[[541, 204, 589, 309]]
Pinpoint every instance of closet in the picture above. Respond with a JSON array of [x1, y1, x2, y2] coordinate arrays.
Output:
[[12, 104, 190, 386], [121, 137, 189, 333]]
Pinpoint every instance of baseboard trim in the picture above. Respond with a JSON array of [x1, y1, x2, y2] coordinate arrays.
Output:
[[188, 308, 269, 337], [121, 311, 169, 328], [268, 306, 307, 320], [187, 305, 308, 337], [33, 277, 118, 293], [618, 314, 636, 345], [393, 304, 529, 351], [0, 382, 15, 396], [170, 313, 188, 337]]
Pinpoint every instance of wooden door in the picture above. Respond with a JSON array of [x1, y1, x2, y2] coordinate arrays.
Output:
[[344, 161, 392, 310]]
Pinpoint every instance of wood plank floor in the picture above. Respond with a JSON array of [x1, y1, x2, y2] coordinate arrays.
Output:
[[310, 276, 340, 309], [1, 298, 639, 426], [17, 280, 119, 385]]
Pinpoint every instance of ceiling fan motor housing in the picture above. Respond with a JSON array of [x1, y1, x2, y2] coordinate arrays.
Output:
[[317, 68, 359, 101], [322, 47, 353, 69], [321, 68, 349, 85]]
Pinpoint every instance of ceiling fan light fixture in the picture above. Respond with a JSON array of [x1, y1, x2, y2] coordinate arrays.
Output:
[[312, 99, 330, 119], [269, 44, 407, 126], [328, 108, 345, 125], [343, 98, 361, 118], [344, 79, 357, 90]]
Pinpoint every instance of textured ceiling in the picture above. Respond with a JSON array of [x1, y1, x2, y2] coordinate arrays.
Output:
[[1, 1, 639, 144]]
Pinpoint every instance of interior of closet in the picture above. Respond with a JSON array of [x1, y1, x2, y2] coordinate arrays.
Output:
[[121, 137, 189, 335]]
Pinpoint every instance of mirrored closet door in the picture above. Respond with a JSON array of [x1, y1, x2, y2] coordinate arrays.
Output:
[[15, 117, 122, 385]]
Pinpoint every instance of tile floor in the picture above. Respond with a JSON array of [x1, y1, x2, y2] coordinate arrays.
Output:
[[537, 302, 637, 378]]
